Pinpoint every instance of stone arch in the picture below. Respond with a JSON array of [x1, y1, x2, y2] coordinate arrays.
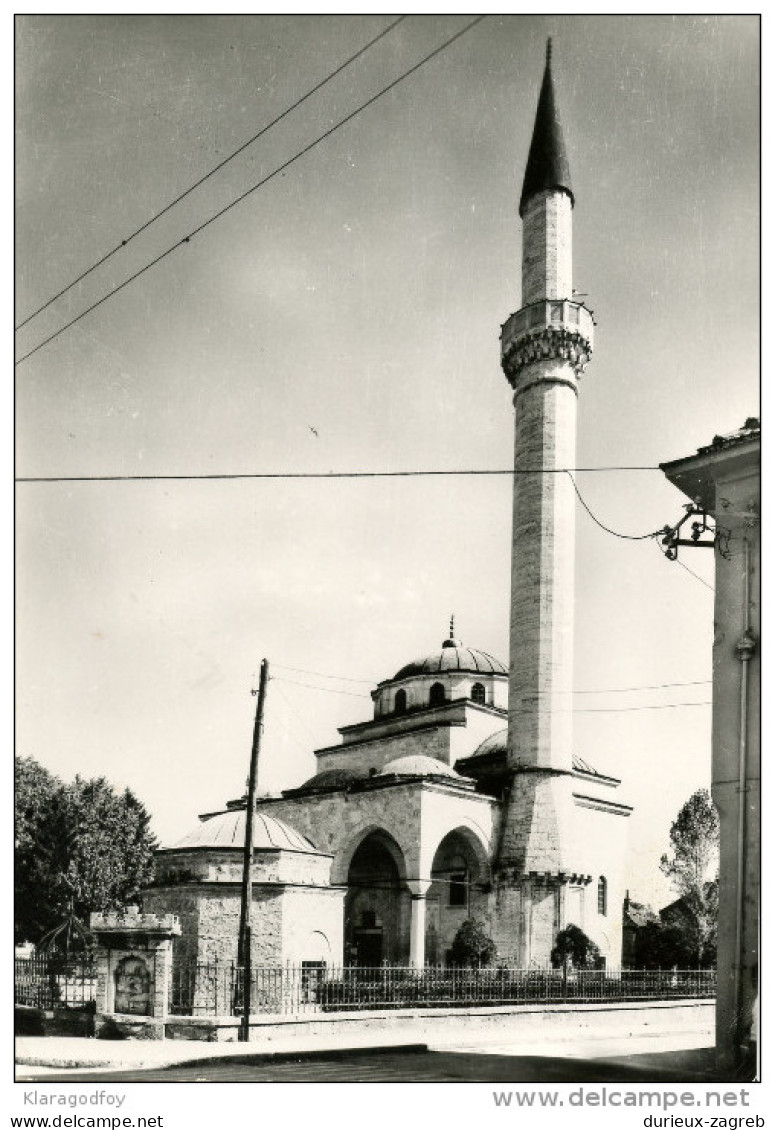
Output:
[[338, 825, 411, 967], [421, 816, 492, 884], [425, 821, 493, 966], [331, 823, 409, 887]]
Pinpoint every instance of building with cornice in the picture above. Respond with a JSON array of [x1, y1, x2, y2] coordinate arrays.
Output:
[[145, 41, 632, 973]]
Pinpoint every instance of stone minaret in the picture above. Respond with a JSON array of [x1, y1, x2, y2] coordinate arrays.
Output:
[[496, 40, 595, 963]]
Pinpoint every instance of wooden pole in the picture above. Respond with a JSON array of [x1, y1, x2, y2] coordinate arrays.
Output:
[[238, 659, 269, 1043]]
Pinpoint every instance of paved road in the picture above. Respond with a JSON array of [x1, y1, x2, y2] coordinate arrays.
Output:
[[21, 1046, 725, 1084]]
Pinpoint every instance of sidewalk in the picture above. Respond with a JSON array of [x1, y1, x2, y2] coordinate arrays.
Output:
[[15, 1033, 429, 1076], [16, 1014, 715, 1079]]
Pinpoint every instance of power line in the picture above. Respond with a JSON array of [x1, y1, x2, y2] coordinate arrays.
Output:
[[653, 538, 715, 593], [273, 662, 375, 685], [549, 679, 712, 696], [15, 16, 406, 331], [16, 465, 659, 484], [272, 676, 710, 713], [675, 557, 715, 592], [273, 676, 372, 700], [15, 16, 487, 367], [572, 701, 711, 714], [565, 471, 662, 541]]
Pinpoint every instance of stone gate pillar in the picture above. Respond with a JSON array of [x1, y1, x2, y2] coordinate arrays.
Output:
[[90, 908, 181, 1040]]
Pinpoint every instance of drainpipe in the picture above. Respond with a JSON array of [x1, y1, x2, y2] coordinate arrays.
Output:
[[733, 538, 756, 1058]]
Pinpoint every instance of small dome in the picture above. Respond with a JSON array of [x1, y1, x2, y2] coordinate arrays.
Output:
[[391, 643, 507, 682], [287, 768, 365, 795], [167, 810, 320, 853], [378, 755, 462, 779], [471, 728, 508, 758], [468, 728, 604, 777]]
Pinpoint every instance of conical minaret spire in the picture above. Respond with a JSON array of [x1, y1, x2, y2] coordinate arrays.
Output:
[[519, 38, 574, 217]]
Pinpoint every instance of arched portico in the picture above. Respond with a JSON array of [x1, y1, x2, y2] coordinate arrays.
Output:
[[427, 827, 492, 965], [341, 828, 411, 967]]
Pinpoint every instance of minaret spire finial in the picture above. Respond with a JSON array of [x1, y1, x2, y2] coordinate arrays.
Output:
[[519, 35, 573, 217]]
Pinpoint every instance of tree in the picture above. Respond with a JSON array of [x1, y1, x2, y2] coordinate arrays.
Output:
[[15, 757, 62, 942], [551, 924, 601, 971], [14, 756, 158, 946], [449, 917, 497, 967], [660, 787, 719, 966], [630, 920, 694, 970]]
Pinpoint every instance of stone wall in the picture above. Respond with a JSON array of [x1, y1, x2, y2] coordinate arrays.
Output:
[[154, 846, 332, 888], [521, 189, 572, 303], [316, 726, 452, 776], [143, 884, 283, 966]]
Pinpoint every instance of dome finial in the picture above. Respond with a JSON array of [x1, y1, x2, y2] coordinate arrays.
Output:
[[442, 614, 459, 649]]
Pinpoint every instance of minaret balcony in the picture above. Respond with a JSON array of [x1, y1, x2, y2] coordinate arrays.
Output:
[[501, 299, 595, 384]]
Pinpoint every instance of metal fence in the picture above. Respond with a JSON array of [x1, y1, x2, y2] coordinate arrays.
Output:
[[14, 955, 97, 1011], [15, 956, 716, 1018], [169, 963, 717, 1017]]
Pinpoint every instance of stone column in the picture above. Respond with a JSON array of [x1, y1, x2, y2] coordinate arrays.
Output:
[[406, 880, 432, 968]]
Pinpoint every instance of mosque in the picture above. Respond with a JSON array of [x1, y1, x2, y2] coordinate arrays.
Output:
[[144, 41, 632, 971]]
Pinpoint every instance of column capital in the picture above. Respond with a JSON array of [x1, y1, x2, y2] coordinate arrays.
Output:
[[406, 878, 432, 899]]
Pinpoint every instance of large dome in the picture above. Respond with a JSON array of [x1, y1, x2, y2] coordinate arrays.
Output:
[[390, 637, 507, 682], [165, 810, 320, 853]]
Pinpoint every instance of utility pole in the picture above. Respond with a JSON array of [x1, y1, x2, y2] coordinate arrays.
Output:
[[238, 659, 269, 1043]]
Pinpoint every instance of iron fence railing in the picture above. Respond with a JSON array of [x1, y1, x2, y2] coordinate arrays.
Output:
[[16, 956, 716, 1018], [14, 955, 97, 1010], [168, 963, 717, 1017]]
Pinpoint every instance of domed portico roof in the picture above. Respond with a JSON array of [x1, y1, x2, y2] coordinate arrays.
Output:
[[377, 755, 471, 781], [164, 810, 321, 853]]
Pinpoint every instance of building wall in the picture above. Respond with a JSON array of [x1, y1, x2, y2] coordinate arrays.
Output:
[[153, 847, 332, 887], [710, 460, 760, 1072], [316, 726, 453, 776], [143, 883, 283, 966], [570, 798, 630, 964], [663, 434, 760, 1073], [373, 674, 508, 718], [279, 887, 345, 965], [264, 783, 498, 888]]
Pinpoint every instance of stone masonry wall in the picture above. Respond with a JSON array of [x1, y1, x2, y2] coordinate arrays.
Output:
[[521, 190, 572, 303], [316, 726, 451, 776], [509, 373, 577, 772]]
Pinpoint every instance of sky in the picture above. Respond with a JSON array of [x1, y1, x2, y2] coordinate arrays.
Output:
[[15, 14, 759, 911]]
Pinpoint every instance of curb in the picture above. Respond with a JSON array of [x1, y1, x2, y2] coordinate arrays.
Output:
[[16, 1043, 429, 1072]]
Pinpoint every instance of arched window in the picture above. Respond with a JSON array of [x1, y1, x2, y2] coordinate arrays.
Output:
[[597, 876, 607, 916], [429, 682, 446, 708], [471, 682, 486, 705], [394, 689, 407, 715]]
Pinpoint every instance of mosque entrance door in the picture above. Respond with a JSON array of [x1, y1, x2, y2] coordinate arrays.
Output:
[[353, 928, 383, 968], [345, 831, 408, 965]]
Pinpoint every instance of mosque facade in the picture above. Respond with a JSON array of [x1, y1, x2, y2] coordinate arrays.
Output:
[[145, 42, 632, 971]]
